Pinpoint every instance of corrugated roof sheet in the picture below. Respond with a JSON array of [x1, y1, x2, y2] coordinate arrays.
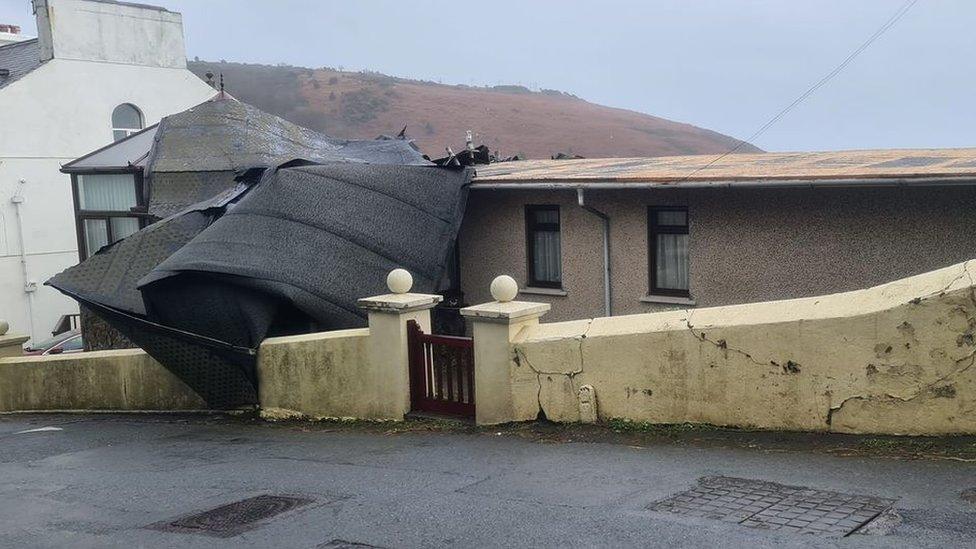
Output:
[[472, 148, 976, 185], [0, 38, 41, 91]]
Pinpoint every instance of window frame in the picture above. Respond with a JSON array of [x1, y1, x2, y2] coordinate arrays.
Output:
[[71, 170, 150, 260], [525, 204, 563, 289], [111, 103, 144, 142], [647, 205, 690, 298]]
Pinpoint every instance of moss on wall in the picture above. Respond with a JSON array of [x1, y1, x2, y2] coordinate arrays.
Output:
[[510, 259, 976, 435], [0, 349, 204, 411], [256, 328, 379, 419]]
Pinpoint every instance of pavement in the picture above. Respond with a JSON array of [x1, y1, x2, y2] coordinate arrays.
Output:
[[0, 414, 974, 548]]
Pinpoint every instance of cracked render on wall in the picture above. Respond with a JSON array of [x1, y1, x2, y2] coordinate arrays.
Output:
[[509, 259, 976, 435]]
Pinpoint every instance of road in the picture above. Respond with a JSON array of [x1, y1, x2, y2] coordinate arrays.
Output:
[[0, 414, 973, 548]]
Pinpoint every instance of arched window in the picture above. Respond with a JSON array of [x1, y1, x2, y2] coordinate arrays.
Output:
[[111, 103, 143, 141]]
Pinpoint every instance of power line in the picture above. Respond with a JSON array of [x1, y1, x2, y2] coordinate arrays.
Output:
[[678, 0, 919, 181]]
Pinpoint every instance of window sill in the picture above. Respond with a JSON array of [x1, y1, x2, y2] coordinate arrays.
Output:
[[641, 294, 696, 306], [521, 286, 569, 297]]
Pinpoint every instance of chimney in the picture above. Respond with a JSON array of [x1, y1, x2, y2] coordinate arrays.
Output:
[[0, 23, 26, 47], [31, 0, 188, 68], [34, 0, 54, 61]]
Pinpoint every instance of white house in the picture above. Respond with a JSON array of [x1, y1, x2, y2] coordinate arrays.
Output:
[[0, 0, 215, 345]]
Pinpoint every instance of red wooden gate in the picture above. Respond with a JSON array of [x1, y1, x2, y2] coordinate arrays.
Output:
[[407, 320, 475, 418]]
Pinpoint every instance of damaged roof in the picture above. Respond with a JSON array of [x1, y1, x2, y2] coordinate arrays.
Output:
[[62, 97, 430, 174], [149, 98, 428, 172], [472, 148, 976, 187], [49, 96, 471, 409], [0, 38, 41, 91]]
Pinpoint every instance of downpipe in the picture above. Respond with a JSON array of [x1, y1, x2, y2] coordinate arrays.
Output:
[[11, 179, 36, 344], [577, 188, 611, 317]]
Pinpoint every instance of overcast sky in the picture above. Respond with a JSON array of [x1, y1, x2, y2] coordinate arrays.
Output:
[[3, 0, 973, 152]]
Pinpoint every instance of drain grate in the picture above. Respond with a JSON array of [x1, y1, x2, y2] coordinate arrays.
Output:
[[650, 476, 895, 536], [150, 494, 314, 538]]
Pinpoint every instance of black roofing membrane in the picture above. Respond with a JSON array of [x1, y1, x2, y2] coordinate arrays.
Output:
[[48, 98, 471, 407]]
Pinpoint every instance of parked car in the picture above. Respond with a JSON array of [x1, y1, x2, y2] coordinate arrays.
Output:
[[23, 330, 84, 356]]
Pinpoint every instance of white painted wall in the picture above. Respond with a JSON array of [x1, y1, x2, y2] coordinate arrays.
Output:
[[34, 0, 188, 68], [0, 0, 214, 345]]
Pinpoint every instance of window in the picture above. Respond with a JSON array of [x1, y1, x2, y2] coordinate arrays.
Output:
[[526, 205, 562, 288], [648, 206, 689, 296], [111, 103, 143, 141], [74, 173, 145, 259]]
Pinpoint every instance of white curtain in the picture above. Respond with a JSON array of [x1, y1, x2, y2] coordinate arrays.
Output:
[[533, 231, 561, 283], [78, 174, 137, 211], [84, 219, 108, 257], [83, 217, 139, 257], [656, 234, 689, 290], [110, 217, 140, 242]]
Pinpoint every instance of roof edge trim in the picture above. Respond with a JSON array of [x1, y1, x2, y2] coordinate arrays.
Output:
[[469, 176, 976, 191], [61, 123, 159, 173]]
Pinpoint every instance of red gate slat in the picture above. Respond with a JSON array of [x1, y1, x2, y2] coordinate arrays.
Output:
[[405, 320, 474, 419]]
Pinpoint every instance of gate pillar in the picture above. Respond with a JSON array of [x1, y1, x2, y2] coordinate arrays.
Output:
[[358, 270, 442, 420], [461, 276, 549, 425]]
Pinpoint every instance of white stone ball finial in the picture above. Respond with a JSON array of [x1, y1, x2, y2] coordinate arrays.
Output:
[[387, 268, 413, 294], [0, 320, 7, 336], [490, 275, 519, 303]]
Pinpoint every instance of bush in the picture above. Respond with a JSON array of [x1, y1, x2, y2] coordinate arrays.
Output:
[[340, 89, 390, 124]]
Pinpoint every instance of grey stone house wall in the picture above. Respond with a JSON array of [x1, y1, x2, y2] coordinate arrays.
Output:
[[458, 185, 976, 322]]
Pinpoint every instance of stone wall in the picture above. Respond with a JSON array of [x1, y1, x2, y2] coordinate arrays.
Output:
[[0, 349, 204, 412], [502, 259, 976, 435], [80, 307, 137, 351]]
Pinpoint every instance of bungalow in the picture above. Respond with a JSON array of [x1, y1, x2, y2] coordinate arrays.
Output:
[[460, 150, 976, 322]]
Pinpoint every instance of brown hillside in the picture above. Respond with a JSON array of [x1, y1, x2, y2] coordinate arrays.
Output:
[[189, 61, 760, 159]]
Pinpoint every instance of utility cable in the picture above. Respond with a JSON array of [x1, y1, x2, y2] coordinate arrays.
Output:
[[677, 0, 920, 181]]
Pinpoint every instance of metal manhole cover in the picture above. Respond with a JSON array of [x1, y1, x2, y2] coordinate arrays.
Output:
[[150, 494, 314, 538], [650, 476, 895, 536]]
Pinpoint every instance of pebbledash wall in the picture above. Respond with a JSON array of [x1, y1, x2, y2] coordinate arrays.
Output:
[[459, 186, 976, 322], [1, 261, 975, 436]]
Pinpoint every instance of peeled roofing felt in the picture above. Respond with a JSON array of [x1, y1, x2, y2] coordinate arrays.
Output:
[[48, 99, 472, 408]]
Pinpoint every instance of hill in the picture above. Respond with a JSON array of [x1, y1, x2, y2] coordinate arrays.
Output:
[[187, 60, 761, 159]]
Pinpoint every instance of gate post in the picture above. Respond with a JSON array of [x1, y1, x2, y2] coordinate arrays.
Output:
[[461, 276, 549, 425], [358, 270, 442, 420], [0, 320, 29, 358]]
